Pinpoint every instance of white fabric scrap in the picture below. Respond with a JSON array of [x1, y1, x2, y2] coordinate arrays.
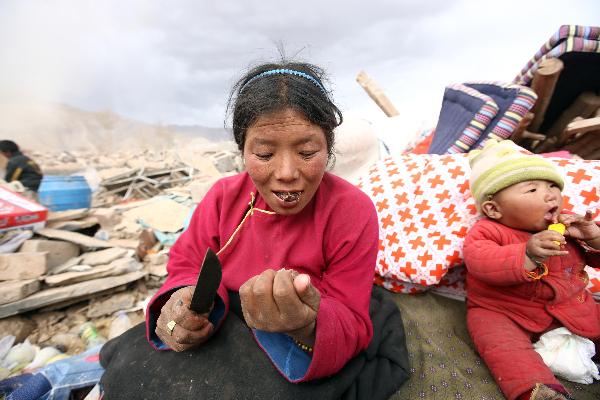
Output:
[[533, 327, 600, 384]]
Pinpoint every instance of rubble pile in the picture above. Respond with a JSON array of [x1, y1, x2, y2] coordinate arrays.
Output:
[[0, 140, 242, 378]]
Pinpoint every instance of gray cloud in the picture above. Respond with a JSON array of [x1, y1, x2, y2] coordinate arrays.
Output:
[[0, 0, 598, 146]]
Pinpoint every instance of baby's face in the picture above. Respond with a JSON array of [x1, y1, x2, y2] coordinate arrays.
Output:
[[492, 179, 563, 232]]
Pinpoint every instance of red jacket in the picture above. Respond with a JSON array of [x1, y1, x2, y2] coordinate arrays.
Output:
[[145, 172, 379, 381], [464, 218, 600, 338]]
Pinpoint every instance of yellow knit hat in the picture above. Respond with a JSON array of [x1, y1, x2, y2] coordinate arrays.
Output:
[[469, 139, 564, 208]]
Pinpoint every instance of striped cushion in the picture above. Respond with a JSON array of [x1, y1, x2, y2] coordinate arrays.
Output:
[[464, 82, 537, 146], [428, 84, 499, 155]]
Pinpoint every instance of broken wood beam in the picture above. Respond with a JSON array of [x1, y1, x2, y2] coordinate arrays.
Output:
[[520, 130, 547, 141], [536, 92, 600, 153], [563, 130, 600, 158], [528, 58, 564, 132], [511, 112, 534, 145], [562, 116, 600, 138], [356, 70, 399, 117], [0, 271, 147, 318]]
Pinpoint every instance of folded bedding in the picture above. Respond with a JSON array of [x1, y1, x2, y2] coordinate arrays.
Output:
[[358, 153, 600, 297], [427, 84, 498, 155], [427, 82, 536, 155], [464, 82, 537, 146]]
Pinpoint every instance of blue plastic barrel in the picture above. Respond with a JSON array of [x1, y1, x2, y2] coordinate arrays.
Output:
[[38, 175, 91, 211]]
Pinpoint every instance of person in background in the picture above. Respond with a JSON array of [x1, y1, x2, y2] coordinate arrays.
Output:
[[0, 140, 43, 193], [464, 139, 600, 400]]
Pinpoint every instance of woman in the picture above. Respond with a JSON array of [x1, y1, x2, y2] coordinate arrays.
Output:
[[146, 60, 380, 382]]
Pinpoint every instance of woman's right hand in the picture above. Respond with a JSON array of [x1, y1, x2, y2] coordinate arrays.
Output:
[[155, 286, 214, 352]]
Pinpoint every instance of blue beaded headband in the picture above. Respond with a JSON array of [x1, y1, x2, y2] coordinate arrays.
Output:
[[240, 68, 327, 94]]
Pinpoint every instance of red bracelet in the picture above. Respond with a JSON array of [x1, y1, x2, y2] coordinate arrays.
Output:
[[525, 251, 548, 280]]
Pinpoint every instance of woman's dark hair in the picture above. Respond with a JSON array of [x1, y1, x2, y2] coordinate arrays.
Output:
[[226, 60, 343, 160], [0, 140, 19, 154]]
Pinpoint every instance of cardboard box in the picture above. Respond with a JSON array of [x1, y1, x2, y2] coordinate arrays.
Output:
[[0, 187, 47, 231]]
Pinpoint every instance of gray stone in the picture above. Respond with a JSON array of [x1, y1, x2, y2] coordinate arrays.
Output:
[[0, 279, 40, 305], [80, 247, 128, 266], [0, 252, 47, 280], [19, 239, 80, 269]]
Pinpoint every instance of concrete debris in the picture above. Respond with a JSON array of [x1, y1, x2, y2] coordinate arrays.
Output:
[[122, 197, 192, 233], [44, 260, 134, 287], [0, 271, 147, 319], [36, 228, 114, 250], [47, 333, 84, 354], [147, 252, 168, 266], [90, 208, 121, 230], [46, 216, 99, 231], [0, 316, 36, 344], [0, 280, 40, 305], [46, 208, 89, 222], [19, 239, 80, 270], [79, 247, 129, 266], [0, 252, 47, 281], [86, 292, 136, 318], [211, 151, 243, 173], [0, 141, 239, 355], [148, 263, 168, 278]]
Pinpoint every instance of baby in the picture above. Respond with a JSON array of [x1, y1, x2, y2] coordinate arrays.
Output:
[[463, 140, 600, 400]]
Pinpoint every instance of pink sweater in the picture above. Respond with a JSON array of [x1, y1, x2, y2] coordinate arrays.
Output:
[[146, 172, 379, 381]]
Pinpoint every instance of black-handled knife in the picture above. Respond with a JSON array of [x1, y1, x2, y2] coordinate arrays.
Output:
[[189, 248, 222, 314]]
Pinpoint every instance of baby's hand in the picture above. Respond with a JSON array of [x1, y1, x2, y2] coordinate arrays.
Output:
[[526, 230, 569, 268], [558, 210, 600, 242]]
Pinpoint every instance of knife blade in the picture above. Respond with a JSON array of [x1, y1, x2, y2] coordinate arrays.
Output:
[[189, 247, 222, 314]]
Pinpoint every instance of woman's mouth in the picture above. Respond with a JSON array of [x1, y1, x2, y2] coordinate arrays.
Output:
[[274, 191, 302, 203]]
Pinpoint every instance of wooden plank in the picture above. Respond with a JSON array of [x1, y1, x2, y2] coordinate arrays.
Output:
[[537, 91, 600, 152], [101, 168, 141, 186], [520, 131, 547, 141], [529, 58, 564, 132], [563, 116, 600, 137], [563, 131, 600, 158], [0, 271, 146, 318], [156, 176, 193, 186], [356, 70, 400, 117]]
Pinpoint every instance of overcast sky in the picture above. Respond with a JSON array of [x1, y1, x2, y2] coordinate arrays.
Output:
[[0, 0, 598, 150]]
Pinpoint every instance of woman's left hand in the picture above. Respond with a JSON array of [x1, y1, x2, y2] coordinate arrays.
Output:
[[239, 269, 321, 344]]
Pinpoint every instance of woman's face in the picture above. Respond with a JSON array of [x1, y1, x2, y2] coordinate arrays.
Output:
[[243, 108, 329, 215]]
